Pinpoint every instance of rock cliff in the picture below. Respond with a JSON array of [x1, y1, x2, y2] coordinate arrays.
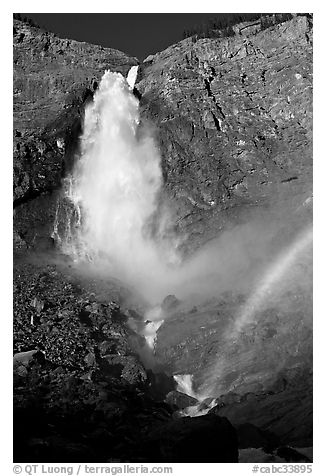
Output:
[[13, 15, 313, 460], [13, 19, 137, 246], [138, 15, 312, 248], [13, 15, 312, 250]]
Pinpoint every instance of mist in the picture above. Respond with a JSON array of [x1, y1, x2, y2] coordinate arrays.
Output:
[[58, 68, 312, 314]]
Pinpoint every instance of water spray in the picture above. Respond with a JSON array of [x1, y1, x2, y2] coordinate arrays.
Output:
[[198, 224, 313, 398]]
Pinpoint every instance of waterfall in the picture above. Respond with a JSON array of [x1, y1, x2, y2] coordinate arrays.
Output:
[[53, 67, 181, 300]]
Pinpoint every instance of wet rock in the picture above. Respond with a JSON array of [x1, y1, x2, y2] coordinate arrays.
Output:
[[197, 397, 216, 412], [210, 368, 312, 447], [165, 390, 198, 409]]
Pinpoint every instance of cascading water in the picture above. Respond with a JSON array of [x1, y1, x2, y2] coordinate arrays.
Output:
[[56, 67, 180, 302], [173, 374, 218, 416], [53, 66, 312, 415], [53, 67, 183, 359], [174, 374, 198, 399]]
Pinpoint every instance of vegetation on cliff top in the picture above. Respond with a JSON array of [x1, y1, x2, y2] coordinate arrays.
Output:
[[182, 13, 311, 40]]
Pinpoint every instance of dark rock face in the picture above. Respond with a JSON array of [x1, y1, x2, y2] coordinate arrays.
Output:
[[235, 423, 281, 450], [13, 16, 313, 252], [209, 367, 312, 448], [154, 291, 312, 395], [144, 414, 238, 462], [165, 390, 198, 409], [239, 446, 312, 463], [13, 19, 138, 247], [153, 293, 312, 448], [137, 16, 312, 249], [276, 446, 312, 463]]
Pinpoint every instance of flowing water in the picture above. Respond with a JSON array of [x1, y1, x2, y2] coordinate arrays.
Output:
[[52, 67, 313, 412]]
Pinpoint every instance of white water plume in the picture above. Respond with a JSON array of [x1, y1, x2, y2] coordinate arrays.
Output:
[[62, 68, 182, 295], [62, 68, 264, 303], [143, 320, 164, 349], [126, 65, 139, 90], [59, 67, 312, 317], [174, 374, 202, 399], [55, 67, 313, 405], [173, 374, 217, 417], [142, 305, 164, 349], [180, 398, 218, 417]]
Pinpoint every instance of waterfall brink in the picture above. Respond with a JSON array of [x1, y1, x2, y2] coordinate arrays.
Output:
[[198, 224, 313, 398], [56, 68, 180, 300]]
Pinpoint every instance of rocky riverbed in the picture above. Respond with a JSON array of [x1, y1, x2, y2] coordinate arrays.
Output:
[[13, 252, 312, 462]]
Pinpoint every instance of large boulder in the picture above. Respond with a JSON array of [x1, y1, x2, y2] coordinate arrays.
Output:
[[144, 413, 238, 462], [165, 390, 198, 409], [210, 367, 312, 448]]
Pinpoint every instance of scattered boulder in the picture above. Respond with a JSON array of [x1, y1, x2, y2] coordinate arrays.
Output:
[[14, 349, 39, 366], [14, 350, 45, 378]]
